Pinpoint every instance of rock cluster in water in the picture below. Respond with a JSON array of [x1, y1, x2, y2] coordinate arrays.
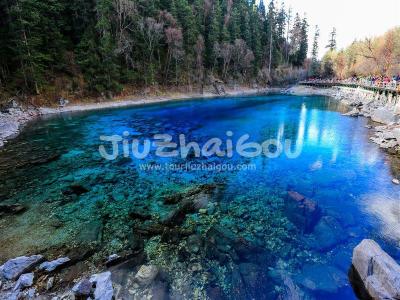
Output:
[[335, 87, 400, 154], [351, 239, 400, 299], [0, 182, 361, 299]]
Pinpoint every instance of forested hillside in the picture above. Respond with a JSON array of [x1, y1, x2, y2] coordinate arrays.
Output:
[[0, 0, 309, 102]]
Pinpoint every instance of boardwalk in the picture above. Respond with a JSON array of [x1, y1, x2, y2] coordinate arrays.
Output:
[[300, 80, 399, 95]]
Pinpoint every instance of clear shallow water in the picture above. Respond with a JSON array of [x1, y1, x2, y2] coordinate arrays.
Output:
[[0, 94, 400, 299]]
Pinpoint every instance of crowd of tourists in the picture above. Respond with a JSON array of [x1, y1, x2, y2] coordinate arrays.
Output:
[[305, 75, 400, 92], [344, 75, 400, 89]]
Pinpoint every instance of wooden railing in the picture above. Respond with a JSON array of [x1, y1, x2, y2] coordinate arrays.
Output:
[[299, 80, 400, 95]]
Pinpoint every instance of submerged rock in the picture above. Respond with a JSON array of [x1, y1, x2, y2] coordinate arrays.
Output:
[[0, 255, 44, 280], [162, 194, 212, 226], [76, 220, 103, 244], [352, 239, 400, 299], [163, 193, 183, 205], [310, 216, 347, 251], [62, 184, 89, 196], [134, 265, 159, 286], [0, 203, 27, 217], [89, 271, 114, 300], [161, 184, 217, 226], [128, 207, 152, 221], [285, 191, 321, 233], [160, 227, 193, 244], [205, 225, 264, 264], [39, 257, 70, 272], [186, 235, 202, 254], [296, 264, 347, 294], [30, 153, 61, 166]]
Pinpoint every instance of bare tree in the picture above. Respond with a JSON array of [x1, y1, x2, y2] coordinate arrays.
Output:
[[113, 0, 136, 68], [220, 42, 234, 79], [224, 0, 233, 26], [380, 31, 395, 75], [165, 27, 184, 85], [139, 17, 164, 85], [232, 39, 254, 79], [158, 10, 177, 27], [243, 49, 255, 77], [204, 0, 212, 19]]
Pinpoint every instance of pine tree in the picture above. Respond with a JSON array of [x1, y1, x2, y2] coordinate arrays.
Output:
[[9, 0, 66, 94], [205, 0, 222, 68], [276, 4, 286, 49], [297, 17, 309, 65], [326, 27, 337, 50], [249, 3, 263, 70], [76, 0, 121, 93], [258, 0, 266, 17], [266, 0, 276, 73], [0, 0, 13, 86], [310, 25, 320, 76]]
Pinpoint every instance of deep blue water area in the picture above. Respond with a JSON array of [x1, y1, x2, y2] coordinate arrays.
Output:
[[0, 94, 399, 299]]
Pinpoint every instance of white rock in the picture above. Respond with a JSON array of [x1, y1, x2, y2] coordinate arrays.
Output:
[[393, 128, 400, 144], [134, 265, 158, 286], [0, 255, 43, 280], [72, 278, 93, 296], [343, 108, 360, 117], [46, 277, 55, 290], [371, 108, 399, 125], [13, 273, 34, 291], [105, 254, 120, 266], [39, 257, 70, 272], [352, 239, 400, 299], [89, 272, 113, 300], [19, 287, 36, 299]]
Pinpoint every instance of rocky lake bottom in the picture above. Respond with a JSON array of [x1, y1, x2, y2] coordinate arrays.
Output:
[[0, 94, 400, 299]]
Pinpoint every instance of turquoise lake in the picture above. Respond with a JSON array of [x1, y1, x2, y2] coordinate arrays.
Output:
[[0, 94, 399, 299]]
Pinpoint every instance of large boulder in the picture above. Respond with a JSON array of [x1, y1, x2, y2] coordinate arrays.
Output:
[[13, 273, 34, 291], [39, 257, 70, 272], [371, 108, 399, 124], [285, 191, 321, 233], [0, 255, 44, 280], [89, 271, 114, 300], [72, 278, 94, 297], [352, 239, 400, 299], [393, 127, 400, 144]]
